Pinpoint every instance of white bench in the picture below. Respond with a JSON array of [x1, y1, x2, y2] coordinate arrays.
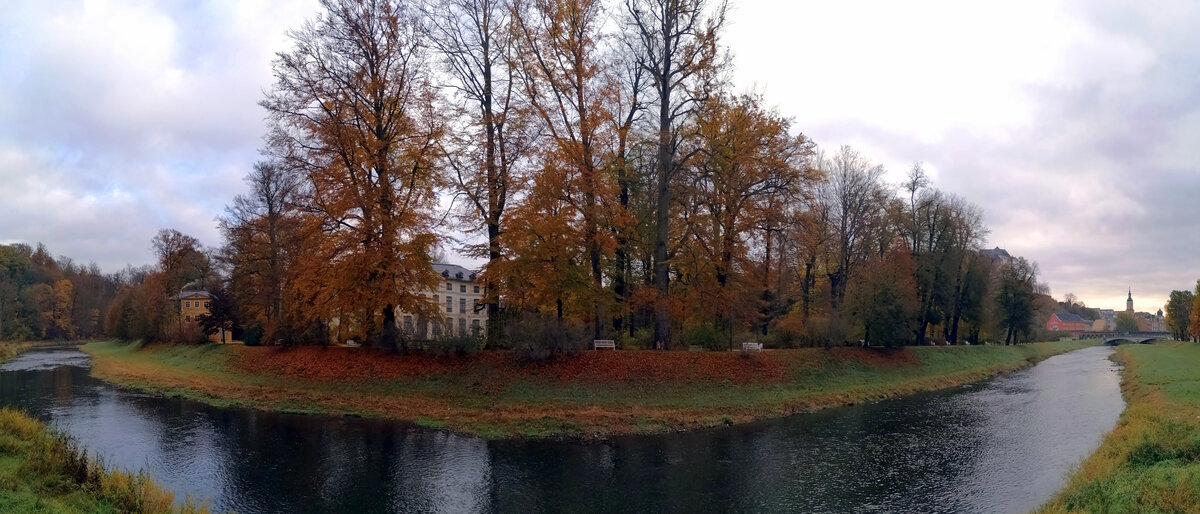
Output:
[[742, 342, 763, 352], [593, 339, 616, 350]]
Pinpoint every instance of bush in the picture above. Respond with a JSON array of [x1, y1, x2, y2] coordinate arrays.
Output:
[[164, 321, 206, 344], [417, 334, 481, 357], [502, 312, 587, 362], [242, 325, 264, 347], [630, 326, 654, 350], [684, 324, 724, 351]]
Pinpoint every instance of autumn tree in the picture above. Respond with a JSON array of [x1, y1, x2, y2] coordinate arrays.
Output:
[[682, 92, 815, 348], [1116, 311, 1139, 333], [625, 0, 727, 348], [513, 0, 617, 337], [262, 0, 444, 350], [1166, 289, 1194, 341]]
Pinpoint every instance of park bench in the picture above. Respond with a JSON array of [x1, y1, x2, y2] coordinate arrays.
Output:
[[741, 342, 763, 352], [593, 339, 616, 350]]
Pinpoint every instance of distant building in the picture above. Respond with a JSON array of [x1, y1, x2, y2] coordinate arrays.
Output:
[[1047, 311, 1089, 333], [1116, 290, 1165, 332], [980, 247, 1012, 264], [399, 263, 487, 340], [1098, 309, 1116, 331], [171, 289, 232, 343]]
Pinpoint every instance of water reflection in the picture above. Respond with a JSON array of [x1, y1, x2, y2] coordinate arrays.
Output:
[[0, 346, 1121, 513]]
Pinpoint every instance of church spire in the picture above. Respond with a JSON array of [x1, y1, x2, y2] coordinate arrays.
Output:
[[1126, 288, 1134, 312]]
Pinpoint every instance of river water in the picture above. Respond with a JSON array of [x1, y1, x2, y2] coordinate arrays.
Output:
[[0, 345, 1122, 513]]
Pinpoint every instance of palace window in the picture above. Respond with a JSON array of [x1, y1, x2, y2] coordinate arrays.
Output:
[[460, 298, 466, 314], [403, 316, 414, 335], [460, 285, 466, 293], [446, 296, 453, 313], [474, 286, 480, 294], [446, 283, 452, 291], [458, 318, 467, 335]]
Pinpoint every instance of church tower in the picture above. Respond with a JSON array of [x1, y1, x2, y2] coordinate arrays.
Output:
[[1126, 288, 1134, 312]]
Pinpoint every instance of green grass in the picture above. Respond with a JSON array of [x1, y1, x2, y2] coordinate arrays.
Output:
[[0, 408, 206, 513], [1042, 341, 1200, 513], [83, 339, 1098, 439]]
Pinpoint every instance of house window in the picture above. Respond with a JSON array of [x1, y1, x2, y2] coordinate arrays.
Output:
[[446, 296, 453, 313], [184, 301, 190, 308], [459, 318, 467, 335], [460, 298, 466, 314], [185, 315, 191, 322], [472, 319, 481, 335], [446, 283, 452, 291], [460, 285, 466, 293], [205, 302, 211, 308], [474, 286, 480, 294]]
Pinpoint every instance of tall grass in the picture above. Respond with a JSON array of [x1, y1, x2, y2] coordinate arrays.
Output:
[[0, 408, 207, 513], [1042, 342, 1200, 513]]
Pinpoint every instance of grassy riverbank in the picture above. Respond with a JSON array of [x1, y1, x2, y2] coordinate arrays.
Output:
[[1042, 341, 1200, 512], [83, 339, 1096, 439], [0, 408, 206, 513]]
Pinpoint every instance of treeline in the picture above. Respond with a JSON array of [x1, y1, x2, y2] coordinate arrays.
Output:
[[0, 243, 115, 341], [7, 0, 1045, 349], [200, 0, 1044, 349]]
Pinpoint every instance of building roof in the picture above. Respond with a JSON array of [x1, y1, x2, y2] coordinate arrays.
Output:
[[171, 290, 212, 300], [1053, 311, 1088, 324], [980, 247, 1012, 262], [433, 263, 479, 282]]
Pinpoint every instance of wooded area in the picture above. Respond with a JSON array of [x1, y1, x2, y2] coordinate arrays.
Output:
[[2, 0, 1049, 350]]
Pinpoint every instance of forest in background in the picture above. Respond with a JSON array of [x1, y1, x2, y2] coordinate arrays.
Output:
[[3, 0, 1057, 350]]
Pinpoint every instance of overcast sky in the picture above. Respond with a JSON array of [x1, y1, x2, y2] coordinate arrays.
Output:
[[2, 0, 1197, 312]]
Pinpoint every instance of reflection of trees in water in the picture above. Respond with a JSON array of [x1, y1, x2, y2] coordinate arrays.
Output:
[[52, 365, 74, 404]]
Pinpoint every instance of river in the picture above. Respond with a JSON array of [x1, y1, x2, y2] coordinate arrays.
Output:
[[0, 345, 1122, 513]]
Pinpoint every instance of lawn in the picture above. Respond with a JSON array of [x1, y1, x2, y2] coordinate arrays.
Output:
[[1042, 341, 1200, 513], [84, 339, 1097, 439]]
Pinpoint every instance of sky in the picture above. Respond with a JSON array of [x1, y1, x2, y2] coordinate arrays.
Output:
[[2, 0, 1198, 313]]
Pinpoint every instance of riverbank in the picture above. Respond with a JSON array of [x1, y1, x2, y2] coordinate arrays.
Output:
[[1042, 341, 1200, 512], [83, 339, 1096, 439], [0, 408, 206, 513]]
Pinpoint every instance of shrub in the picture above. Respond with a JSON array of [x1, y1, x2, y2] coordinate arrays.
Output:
[[502, 312, 587, 362], [684, 324, 724, 351], [242, 325, 264, 347], [630, 326, 654, 350], [418, 334, 482, 357], [164, 321, 206, 344]]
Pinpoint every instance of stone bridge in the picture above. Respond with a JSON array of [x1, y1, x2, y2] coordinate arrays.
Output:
[[1081, 332, 1172, 345]]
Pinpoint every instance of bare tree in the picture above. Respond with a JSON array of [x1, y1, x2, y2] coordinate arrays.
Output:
[[624, 0, 727, 349], [220, 161, 302, 342], [821, 145, 889, 315], [423, 0, 535, 347]]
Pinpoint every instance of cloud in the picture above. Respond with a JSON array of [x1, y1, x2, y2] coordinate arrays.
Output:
[[0, 0, 318, 271]]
